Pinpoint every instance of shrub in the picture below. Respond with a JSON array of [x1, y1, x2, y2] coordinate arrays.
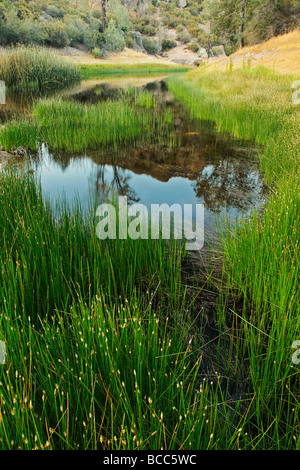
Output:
[[91, 47, 105, 59], [187, 41, 199, 53], [45, 21, 70, 48], [131, 17, 157, 36], [84, 29, 105, 50], [125, 34, 135, 49], [142, 36, 159, 55], [188, 25, 202, 38], [107, 0, 131, 30], [161, 39, 177, 51], [0, 10, 48, 46], [64, 15, 87, 45], [104, 19, 125, 52], [92, 9, 102, 19], [46, 5, 64, 19], [176, 30, 191, 44]]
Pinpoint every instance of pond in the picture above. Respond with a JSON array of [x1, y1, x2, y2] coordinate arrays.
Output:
[[1, 74, 267, 243]]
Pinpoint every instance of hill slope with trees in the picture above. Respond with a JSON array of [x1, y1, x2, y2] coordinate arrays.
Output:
[[0, 0, 299, 62]]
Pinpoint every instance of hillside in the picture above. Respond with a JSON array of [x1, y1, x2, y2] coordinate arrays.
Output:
[[204, 29, 300, 74], [0, 0, 299, 66]]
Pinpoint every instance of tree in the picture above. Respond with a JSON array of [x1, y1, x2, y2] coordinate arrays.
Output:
[[89, 0, 107, 31]]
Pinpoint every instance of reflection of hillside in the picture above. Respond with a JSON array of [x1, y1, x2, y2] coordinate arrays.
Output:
[[47, 133, 265, 212]]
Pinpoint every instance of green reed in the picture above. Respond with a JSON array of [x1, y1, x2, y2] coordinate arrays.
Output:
[[168, 67, 300, 448], [0, 90, 174, 152], [0, 169, 259, 450], [0, 46, 80, 92]]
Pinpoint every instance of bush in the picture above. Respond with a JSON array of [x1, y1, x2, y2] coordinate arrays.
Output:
[[46, 5, 64, 19], [161, 39, 177, 51], [45, 21, 70, 48], [91, 47, 105, 59], [176, 30, 191, 44], [142, 36, 159, 55], [107, 0, 131, 30], [188, 25, 202, 39], [64, 15, 87, 45], [84, 29, 105, 50], [125, 34, 135, 49], [131, 17, 157, 36], [0, 10, 48, 46], [187, 42, 199, 53], [104, 19, 125, 52]]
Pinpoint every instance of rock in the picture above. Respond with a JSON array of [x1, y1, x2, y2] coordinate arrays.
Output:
[[131, 31, 146, 53], [194, 58, 204, 67], [198, 47, 208, 59], [12, 147, 27, 157], [0, 147, 27, 162], [178, 0, 187, 7], [170, 58, 192, 65]]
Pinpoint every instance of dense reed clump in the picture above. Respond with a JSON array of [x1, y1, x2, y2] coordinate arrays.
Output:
[[0, 46, 80, 92], [168, 67, 300, 448], [0, 91, 173, 152]]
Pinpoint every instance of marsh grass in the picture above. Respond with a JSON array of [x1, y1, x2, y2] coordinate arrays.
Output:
[[0, 169, 258, 450], [0, 46, 80, 92], [0, 91, 174, 152], [168, 67, 300, 448]]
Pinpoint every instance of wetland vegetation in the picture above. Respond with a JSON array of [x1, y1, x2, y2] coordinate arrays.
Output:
[[0, 41, 299, 451]]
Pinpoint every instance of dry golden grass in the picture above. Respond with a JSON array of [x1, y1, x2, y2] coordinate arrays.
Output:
[[206, 29, 300, 74], [53, 46, 177, 66], [240, 29, 300, 54]]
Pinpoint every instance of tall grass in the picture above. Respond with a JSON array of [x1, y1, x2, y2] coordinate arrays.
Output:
[[0, 91, 174, 152], [168, 67, 300, 448], [0, 46, 80, 92], [0, 170, 257, 450]]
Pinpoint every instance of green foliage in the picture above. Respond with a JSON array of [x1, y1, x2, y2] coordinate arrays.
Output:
[[168, 68, 300, 449], [107, 0, 131, 30], [84, 29, 105, 51], [131, 16, 158, 37], [142, 36, 159, 55], [176, 29, 191, 44], [45, 20, 70, 48], [64, 15, 88, 45], [0, 46, 79, 91], [125, 33, 135, 49], [187, 24, 202, 38], [0, 0, 299, 53], [187, 41, 199, 53], [104, 19, 125, 52], [0, 9, 48, 45], [0, 90, 168, 151], [202, 0, 300, 52], [91, 46, 105, 58], [46, 4, 64, 18], [161, 38, 177, 51]]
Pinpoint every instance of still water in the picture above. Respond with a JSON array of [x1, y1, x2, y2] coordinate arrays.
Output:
[[2, 75, 267, 241]]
